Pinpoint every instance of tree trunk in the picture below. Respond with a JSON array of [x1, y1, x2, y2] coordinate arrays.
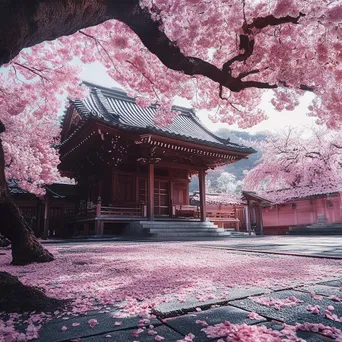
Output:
[[0, 123, 54, 265]]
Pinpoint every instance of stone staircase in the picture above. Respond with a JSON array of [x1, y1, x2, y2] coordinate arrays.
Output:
[[133, 220, 247, 237], [288, 222, 342, 235]]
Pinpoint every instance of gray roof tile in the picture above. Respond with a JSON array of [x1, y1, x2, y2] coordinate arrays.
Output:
[[68, 82, 254, 154]]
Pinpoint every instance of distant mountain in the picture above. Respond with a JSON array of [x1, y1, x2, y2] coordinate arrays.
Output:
[[189, 129, 266, 192]]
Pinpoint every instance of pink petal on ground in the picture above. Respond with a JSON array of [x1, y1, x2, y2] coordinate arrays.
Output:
[[88, 319, 98, 328], [248, 312, 263, 320], [185, 333, 195, 341], [311, 306, 319, 314], [72, 323, 80, 327], [155, 336, 165, 341], [148, 330, 158, 335], [195, 320, 208, 327], [61, 326, 67, 331], [114, 321, 122, 326]]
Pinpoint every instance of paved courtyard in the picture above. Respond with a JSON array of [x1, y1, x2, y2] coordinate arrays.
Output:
[[1, 237, 342, 341], [203, 236, 342, 259]]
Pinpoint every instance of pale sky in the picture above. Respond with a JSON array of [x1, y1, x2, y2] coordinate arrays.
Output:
[[80, 62, 318, 135]]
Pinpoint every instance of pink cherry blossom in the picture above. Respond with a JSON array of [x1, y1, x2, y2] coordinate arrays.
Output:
[[244, 127, 342, 203], [87, 319, 98, 328], [248, 312, 264, 320], [195, 320, 208, 327]]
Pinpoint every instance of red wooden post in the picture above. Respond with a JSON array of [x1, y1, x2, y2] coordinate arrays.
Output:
[[95, 196, 102, 235], [198, 168, 206, 222], [147, 163, 154, 220], [96, 196, 102, 216], [258, 205, 264, 235], [246, 200, 251, 235]]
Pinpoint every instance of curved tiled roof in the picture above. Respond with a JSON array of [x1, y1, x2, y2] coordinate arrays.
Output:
[[66, 82, 254, 154]]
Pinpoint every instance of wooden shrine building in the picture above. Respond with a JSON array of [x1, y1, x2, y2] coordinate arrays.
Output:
[[59, 82, 255, 236]]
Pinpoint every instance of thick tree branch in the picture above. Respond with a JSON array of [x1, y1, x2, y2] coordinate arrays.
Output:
[[0, 0, 311, 94], [247, 13, 305, 31]]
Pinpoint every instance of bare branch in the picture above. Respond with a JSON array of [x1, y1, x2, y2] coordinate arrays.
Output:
[[13, 62, 49, 81]]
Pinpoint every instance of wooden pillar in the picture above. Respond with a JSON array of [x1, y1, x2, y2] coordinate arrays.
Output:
[[43, 193, 50, 240], [95, 196, 103, 235], [258, 205, 264, 235], [246, 200, 251, 235], [148, 163, 155, 220], [170, 181, 174, 218], [198, 168, 206, 222], [294, 203, 298, 226]]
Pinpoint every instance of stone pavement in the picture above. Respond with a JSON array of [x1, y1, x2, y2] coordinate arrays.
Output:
[[7, 237, 342, 341], [32, 277, 342, 341], [202, 236, 342, 259]]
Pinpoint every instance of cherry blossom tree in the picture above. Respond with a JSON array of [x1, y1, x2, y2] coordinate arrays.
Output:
[[243, 127, 342, 203], [1, 0, 342, 127], [217, 172, 243, 196], [0, 69, 85, 264], [1, 0, 342, 264]]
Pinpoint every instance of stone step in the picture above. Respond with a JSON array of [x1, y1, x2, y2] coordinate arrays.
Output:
[[134, 220, 239, 237], [147, 231, 231, 237], [138, 221, 217, 226], [147, 228, 225, 233], [140, 224, 219, 229]]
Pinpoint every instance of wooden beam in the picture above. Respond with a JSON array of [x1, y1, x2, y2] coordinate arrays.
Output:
[[157, 160, 201, 171], [148, 163, 155, 220], [145, 134, 251, 157], [198, 168, 206, 222]]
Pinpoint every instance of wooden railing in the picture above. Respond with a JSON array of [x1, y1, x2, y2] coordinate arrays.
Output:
[[207, 210, 240, 230], [100, 206, 145, 217], [65, 197, 147, 221], [173, 205, 200, 218], [64, 207, 96, 219]]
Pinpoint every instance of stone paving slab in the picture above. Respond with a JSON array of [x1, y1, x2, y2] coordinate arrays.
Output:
[[295, 284, 342, 297], [318, 280, 342, 287], [154, 286, 268, 318], [229, 289, 342, 329], [256, 322, 334, 341], [37, 311, 161, 342], [202, 236, 342, 258], [82, 324, 184, 342], [165, 305, 266, 342]]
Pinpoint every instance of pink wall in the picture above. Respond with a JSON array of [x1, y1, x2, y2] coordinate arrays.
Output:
[[262, 193, 342, 228]]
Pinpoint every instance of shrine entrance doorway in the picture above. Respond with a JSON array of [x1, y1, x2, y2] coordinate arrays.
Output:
[[154, 180, 170, 217]]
